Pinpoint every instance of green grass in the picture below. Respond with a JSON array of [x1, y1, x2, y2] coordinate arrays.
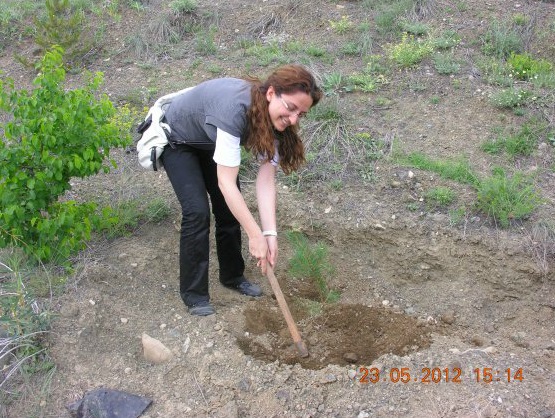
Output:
[[481, 121, 543, 158], [94, 197, 173, 239], [425, 186, 456, 208], [398, 152, 479, 186], [399, 152, 543, 227], [476, 169, 541, 228]]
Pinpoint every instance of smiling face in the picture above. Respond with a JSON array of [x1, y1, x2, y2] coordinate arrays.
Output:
[[266, 86, 314, 131]]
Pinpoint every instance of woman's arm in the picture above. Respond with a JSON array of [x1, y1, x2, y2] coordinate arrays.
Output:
[[256, 161, 278, 267], [217, 164, 270, 273]]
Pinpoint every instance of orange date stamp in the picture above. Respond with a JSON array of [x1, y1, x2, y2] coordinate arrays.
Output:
[[357, 367, 524, 384]]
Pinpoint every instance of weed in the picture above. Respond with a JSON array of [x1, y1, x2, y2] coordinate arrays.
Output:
[[373, 0, 414, 36], [170, 0, 197, 15], [329, 16, 354, 34], [346, 73, 388, 93], [387, 32, 434, 68], [425, 186, 456, 208], [0, 256, 53, 391], [194, 27, 218, 55], [330, 179, 344, 190], [512, 13, 529, 26], [286, 231, 338, 303], [480, 137, 505, 155], [489, 87, 531, 109], [406, 202, 420, 211], [144, 198, 173, 223], [433, 52, 461, 75], [305, 44, 327, 57], [429, 95, 440, 104], [322, 72, 344, 94], [449, 206, 468, 225], [476, 169, 541, 228], [400, 19, 429, 36], [481, 20, 524, 58], [507, 52, 553, 81], [433, 30, 461, 50], [243, 41, 285, 67]]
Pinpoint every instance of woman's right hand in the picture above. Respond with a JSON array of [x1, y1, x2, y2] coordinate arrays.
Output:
[[250, 233, 270, 274]]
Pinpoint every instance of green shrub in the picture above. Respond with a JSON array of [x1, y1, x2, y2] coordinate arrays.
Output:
[[0, 47, 131, 261]]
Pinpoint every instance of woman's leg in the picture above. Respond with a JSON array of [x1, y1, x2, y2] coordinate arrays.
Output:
[[161, 144, 212, 307], [197, 151, 245, 287]]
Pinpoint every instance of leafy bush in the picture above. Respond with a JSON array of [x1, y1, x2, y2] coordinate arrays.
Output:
[[0, 47, 131, 261]]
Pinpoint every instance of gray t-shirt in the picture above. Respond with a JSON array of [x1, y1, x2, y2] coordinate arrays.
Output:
[[164, 78, 252, 150]]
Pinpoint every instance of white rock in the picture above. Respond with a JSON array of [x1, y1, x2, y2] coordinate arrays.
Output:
[[142, 333, 173, 364]]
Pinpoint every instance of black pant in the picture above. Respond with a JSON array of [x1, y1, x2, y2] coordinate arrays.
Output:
[[161, 143, 245, 306]]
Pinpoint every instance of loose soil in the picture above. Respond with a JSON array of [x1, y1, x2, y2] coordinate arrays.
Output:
[[1, 0, 554, 417]]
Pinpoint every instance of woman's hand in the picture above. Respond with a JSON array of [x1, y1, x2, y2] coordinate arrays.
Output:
[[250, 232, 270, 274]]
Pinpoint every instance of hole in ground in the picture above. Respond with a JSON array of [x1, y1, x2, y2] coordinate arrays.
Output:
[[238, 278, 435, 370]]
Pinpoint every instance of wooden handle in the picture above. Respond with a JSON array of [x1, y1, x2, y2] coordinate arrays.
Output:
[[266, 265, 309, 358]]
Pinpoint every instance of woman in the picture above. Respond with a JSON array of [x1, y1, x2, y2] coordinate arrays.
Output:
[[159, 65, 322, 316]]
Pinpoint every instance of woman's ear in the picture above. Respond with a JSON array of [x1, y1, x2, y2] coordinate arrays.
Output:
[[266, 85, 275, 102]]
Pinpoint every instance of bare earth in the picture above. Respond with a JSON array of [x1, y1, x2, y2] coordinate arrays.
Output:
[[1, 0, 554, 417]]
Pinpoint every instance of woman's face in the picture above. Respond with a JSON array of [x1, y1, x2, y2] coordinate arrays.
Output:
[[266, 86, 313, 132]]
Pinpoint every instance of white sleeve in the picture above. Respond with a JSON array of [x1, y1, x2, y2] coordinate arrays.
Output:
[[213, 128, 241, 167]]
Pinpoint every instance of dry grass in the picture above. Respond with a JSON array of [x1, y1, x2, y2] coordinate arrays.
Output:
[[526, 220, 555, 276]]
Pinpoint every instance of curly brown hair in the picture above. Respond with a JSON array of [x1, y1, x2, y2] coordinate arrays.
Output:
[[244, 65, 322, 175]]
